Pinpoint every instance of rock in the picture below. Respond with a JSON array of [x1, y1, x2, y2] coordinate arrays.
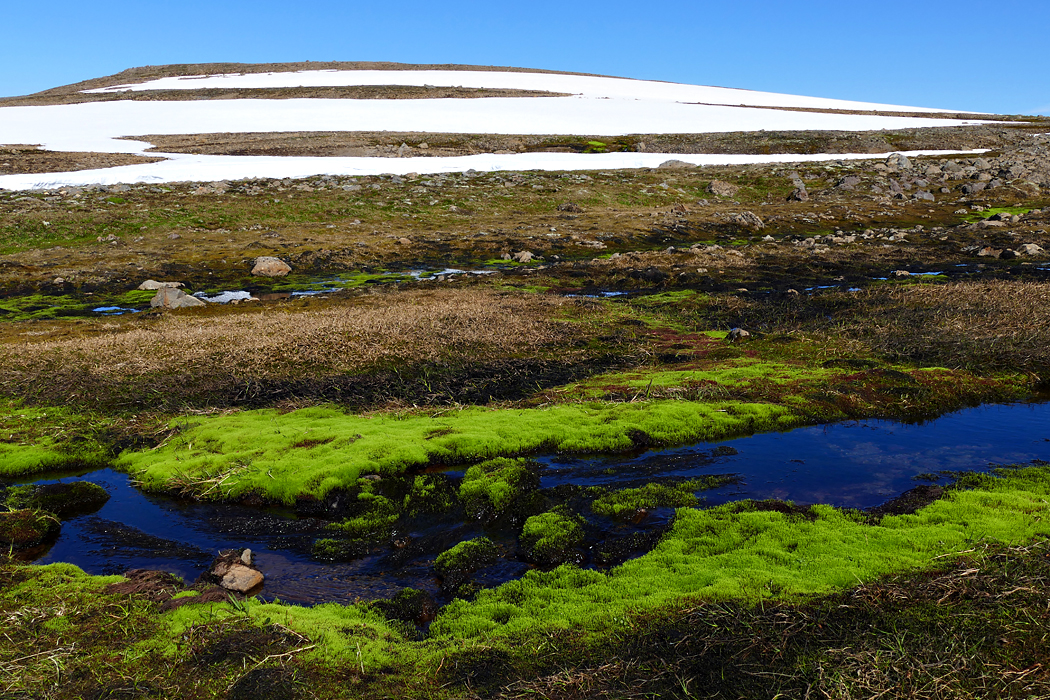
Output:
[[137, 279, 183, 290], [913, 191, 935, 201], [787, 186, 809, 202], [1000, 249, 1018, 260], [397, 237, 412, 245], [1018, 243, 1045, 255], [557, 201, 583, 213], [198, 549, 264, 593], [977, 219, 1006, 228], [974, 158, 992, 170], [727, 328, 751, 342], [837, 175, 862, 190], [150, 287, 206, 309], [658, 160, 694, 170], [512, 250, 535, 263], [761, 235, 775, 242], [890, 270, 911, 277], [706, 180, 740, 197], [53, 277, 65, 285], [251, 256, 292, 277], [726, 211, 765, 231], [977, 246, 1002, 258], [167, 233, 181, 240], [962, 182, 987, 195], [222, 564, 264, 593], [887, 153, 912, 170]]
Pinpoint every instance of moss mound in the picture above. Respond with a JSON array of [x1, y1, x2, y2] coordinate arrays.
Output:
[[4, 481, 110, 518], [520, 507, 586, 566], [459, 457, 540, 523], [0, 509, 61, 548], [435, 537, 501, 591]]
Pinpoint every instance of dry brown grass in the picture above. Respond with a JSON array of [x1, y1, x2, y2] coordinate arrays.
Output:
[[0, 289, 599, 410], [847, 280, 1050, 373]]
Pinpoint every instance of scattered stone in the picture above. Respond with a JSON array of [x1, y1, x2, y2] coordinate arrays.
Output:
[[706, 180, 740, 197], [137, 279, 183, 290], [727, 328, 751, 342], [150, 287, 206, 309], [251, 256, 292, 277]]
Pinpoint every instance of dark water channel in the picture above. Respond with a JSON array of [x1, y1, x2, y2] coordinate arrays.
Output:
[[19, 400, 1050, 607]]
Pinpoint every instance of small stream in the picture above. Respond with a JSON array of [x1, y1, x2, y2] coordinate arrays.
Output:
[[16, 400, 1050, 606]]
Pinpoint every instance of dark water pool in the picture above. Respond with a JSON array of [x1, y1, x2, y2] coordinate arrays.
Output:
[[18, 400, 1050, 606]]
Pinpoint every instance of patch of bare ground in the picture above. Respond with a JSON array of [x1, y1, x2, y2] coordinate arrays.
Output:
[[0, 145, 163, 175], [126, 123, 1048, 159], [0, 61, 607, 105], [0, 85, 566, 108], [0, 288, 620, 410], [499, 540, 1050, 700]]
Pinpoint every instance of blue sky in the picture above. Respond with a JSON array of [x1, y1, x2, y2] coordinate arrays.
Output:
[[2, 0, 1047, 115]]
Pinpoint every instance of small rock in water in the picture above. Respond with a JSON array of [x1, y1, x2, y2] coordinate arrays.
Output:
[[251, 256, 292, 277], [199, 548, 265, 593]]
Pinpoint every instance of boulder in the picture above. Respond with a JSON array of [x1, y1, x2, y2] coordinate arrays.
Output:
[[726, 211, 765, 231], [150, 287, 206, 309], [251, 256, 292, 277], [512, 250, 535, 263], [887, 153, 912, 170], [787, 186, 809, 202], [706, 180, 740, 197], [1018, 243, 1045, 256], [137, 280, 183, 290]]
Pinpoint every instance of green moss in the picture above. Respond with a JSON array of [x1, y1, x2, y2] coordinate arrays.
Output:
[[434, 537, 500, 582], [117, 401, 800, 503], [520, 507, 586, 566], [590, 478, 727, 518], [431, 465, 1050, 640], [4, 481, 110, 518], [0, 509, 61, 548], [459, 458, 538, 521]]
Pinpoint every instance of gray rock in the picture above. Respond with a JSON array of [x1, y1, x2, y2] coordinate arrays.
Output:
[[962, 182, 987, 195], [706, 180, 740, 197], [887, 153, 912, 170], [150, 287, 206, 309], [913, 191, 935, 201], [837, 176, 862, 190], [251, 256, 292, 277], [1018, 243, 1045, 255], [727, 211, 765, 231], [512, 250, 535, 263], [727, 328, 751, 342], [658, 160, 695, 170]]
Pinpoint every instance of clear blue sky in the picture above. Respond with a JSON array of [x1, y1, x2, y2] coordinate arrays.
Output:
[[2, 0, 1047, 115]]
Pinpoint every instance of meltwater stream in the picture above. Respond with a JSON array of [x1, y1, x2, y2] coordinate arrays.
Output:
[[18, 400, 1050, 606]]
